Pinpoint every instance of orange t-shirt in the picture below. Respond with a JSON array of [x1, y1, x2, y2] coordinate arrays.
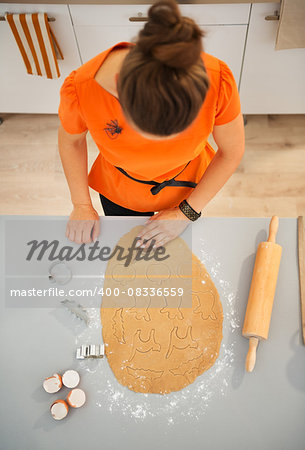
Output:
[[58, 41, 241, 212]]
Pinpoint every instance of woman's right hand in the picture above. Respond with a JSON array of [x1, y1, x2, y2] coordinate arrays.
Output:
[[66, 204, 100, 244]]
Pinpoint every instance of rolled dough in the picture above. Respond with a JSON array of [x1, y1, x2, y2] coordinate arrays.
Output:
[[100, 226, 223, 394]]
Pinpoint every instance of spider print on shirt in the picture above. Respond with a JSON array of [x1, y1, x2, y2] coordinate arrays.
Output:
[[104, 119, 123, 139]]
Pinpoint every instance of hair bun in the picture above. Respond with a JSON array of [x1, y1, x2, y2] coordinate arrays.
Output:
[[136, 0, 205, 70], [149, 0, 180, 27]]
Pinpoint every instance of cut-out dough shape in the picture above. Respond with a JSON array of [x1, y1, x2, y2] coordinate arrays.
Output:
[[177, 259, 205, 281], [146, 263, 171, 285], [160, 294, 183, 320], [129, 307, 151, 322], [110, 263, 136, 284], [128, 329, 161, 362], [166, 326, 198, 359], [127, 366, 164, 381], [192, 290, 217, 320], [101, 226, 223, 394], [112, 308, 126, 344], [170, 354, 206, 384], [160, 307, 184, 320], [126, 295, 152, 321]]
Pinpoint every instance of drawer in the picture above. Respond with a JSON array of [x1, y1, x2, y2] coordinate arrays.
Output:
[[69, 4, 250, 27]]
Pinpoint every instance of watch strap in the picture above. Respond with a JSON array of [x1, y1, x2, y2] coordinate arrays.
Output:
[[178, 199, 201, 221]]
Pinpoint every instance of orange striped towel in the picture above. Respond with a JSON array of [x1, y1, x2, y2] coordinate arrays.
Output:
[[5, 12, 64, 79]]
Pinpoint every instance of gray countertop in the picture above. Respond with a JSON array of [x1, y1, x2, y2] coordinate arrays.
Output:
[[0, 216, 304, 450], [1, 1, 277, 5]]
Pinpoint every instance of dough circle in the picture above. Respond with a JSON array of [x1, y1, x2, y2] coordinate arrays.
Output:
[[101, 226, 223, 394]]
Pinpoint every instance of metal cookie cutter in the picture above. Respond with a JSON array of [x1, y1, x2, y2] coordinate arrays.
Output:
[[49, 262, 72, 285], [76, 344, 105, 360]]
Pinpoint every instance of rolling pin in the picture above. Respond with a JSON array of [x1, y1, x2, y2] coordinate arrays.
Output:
[[242, 216, 282, 372]]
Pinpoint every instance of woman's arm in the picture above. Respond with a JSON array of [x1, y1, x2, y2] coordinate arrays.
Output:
[[186, 112, 245, 212], [136, 113, 245, 248], [58, 124, 100, 243]]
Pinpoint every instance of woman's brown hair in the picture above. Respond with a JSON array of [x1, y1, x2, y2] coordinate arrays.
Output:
[[117, 0, 210, 137]]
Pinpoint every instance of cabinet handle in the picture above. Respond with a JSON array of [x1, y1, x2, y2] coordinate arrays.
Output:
[[265, 11, 280, 21], [0, 14, 55, 22], [129, 16, 149, 22]]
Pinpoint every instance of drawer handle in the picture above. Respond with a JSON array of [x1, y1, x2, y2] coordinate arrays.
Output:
[[129, 16, 149, 22], [265, 11, 280, 21]]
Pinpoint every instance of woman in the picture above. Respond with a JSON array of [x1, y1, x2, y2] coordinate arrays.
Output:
[[58, 0, 245, 248]]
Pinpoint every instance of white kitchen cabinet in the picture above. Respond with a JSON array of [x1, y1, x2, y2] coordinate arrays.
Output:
[[239, 2, 305, 114], [0, 3, 81, 113], [3, 3, 303, 115], [70, 4, 250, 85]]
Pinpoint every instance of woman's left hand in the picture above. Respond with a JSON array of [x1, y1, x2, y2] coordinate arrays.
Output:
[[136, 207, 191, 249]]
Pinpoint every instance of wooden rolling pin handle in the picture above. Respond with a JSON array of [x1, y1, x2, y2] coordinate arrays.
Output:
[[245, 337, 259, 372], [268, 216, 279, 243]]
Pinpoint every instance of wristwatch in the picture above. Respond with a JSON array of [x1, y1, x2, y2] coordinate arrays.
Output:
[[178, 199, 201, 221]]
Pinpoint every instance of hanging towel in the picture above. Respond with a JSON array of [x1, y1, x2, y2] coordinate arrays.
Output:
[[5, 12, 64, 79], [275, 0, 305, 50]]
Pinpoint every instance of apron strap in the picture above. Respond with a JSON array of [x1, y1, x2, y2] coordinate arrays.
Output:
[[115, 163, 197, 196]]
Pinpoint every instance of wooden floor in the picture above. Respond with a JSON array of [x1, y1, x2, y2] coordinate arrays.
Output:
[[0, 113, 304, 217]]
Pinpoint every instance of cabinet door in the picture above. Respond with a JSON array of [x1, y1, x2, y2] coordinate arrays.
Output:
[[70, 4, 249, 84], [239, 2, 305, 114], [181, 4, 249, 83], [200, 25, 247, 85], [0, 4, 81, 113]]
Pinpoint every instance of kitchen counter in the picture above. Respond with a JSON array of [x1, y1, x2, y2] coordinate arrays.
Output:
[[0, 216, 304, 450], [2, 1, 278, 5]]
